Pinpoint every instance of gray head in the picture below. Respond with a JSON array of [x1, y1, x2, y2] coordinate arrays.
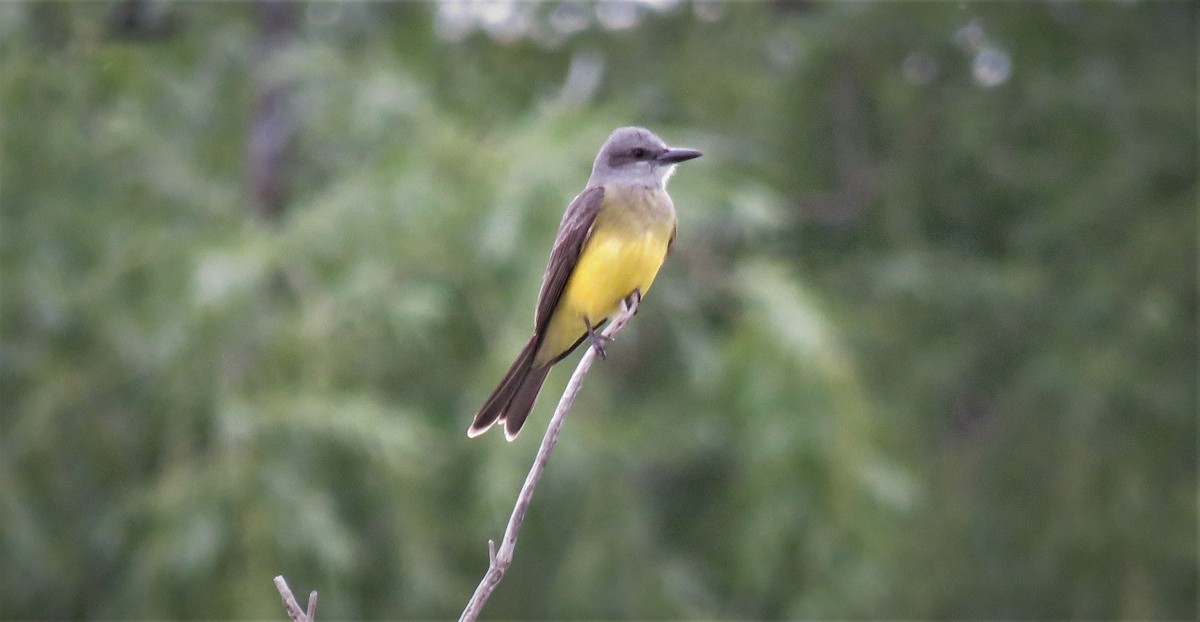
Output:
[[588, 126, 702, 189]]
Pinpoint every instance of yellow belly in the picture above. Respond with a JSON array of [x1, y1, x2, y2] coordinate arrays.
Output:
[[535, 189, 675, 365]]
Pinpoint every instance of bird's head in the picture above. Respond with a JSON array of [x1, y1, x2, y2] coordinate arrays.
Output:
[[590, 126, 702, 188]]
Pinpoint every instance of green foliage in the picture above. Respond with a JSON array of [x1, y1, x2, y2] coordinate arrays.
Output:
[[1, 1, 1194, 619]]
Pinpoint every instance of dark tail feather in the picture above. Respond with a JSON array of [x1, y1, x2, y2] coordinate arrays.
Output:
[[500, 364, 550, 440], [468, 335, 549, 441]]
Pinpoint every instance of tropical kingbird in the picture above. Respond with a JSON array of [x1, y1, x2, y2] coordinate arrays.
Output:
[[468, 127, 702, 440]]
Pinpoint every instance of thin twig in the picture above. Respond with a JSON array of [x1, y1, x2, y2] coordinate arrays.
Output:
[[274, 575, 317, 622], [305, 589, 318, 622], [459, 296, 641, 622]]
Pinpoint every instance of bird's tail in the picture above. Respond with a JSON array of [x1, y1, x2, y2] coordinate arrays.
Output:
[[468, 334, 551, 441]]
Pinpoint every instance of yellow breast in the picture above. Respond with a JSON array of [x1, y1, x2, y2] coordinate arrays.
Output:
[[535, 186, 676, 365]]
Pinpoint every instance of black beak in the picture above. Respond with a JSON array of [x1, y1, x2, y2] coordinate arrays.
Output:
[[657, 147, 703, 164]]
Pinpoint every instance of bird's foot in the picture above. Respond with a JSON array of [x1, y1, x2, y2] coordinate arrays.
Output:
[[584, 317, 610, 359], [622, 289, 642, 314]]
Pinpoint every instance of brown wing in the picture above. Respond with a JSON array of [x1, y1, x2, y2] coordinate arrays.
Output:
[[532, 185, 605, 333], [469, 186, 604, 439]]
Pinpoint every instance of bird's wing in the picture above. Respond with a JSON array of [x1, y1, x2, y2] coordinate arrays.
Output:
[[533, 185, 605, 332]]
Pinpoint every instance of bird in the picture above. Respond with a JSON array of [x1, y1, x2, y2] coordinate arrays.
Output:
[[469, 126, 702, 440]]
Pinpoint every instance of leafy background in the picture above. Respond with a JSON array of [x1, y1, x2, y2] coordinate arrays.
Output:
[[1, 1, 1195, 619]]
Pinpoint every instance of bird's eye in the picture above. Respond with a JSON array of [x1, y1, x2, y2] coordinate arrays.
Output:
[[631, 147, 647, 159]]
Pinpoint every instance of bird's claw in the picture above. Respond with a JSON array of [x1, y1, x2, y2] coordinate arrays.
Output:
[[584, 318, 610, 359], [623, 289, 642, 314]]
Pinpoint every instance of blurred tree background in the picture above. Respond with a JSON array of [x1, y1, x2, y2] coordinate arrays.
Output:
[[1, 0, 1195, 619]]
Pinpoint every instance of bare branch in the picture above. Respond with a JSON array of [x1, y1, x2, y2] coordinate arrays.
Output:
[[305, 589, 318, 622], [274, 575, 317, 622], [459, 296, 641, 622]]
